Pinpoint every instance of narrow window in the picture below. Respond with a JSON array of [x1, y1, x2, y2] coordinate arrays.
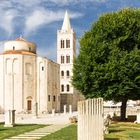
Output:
[[61, 71, 64, 76], [13, 46, 15, 50], [48, 95, 50, 101], [27, 100, 32, 111], [66, 70, 70, 77], [53, 96, 56, 102], [66, 55, 70, 63], [29, 47, 31, 51], [42, 66, 44, 71], [61, 56, 65, 64], [61, 85, 64, 92], [67, 84, 70, 92], [61, 40, 65, 48], [66, 39, 70, 48]]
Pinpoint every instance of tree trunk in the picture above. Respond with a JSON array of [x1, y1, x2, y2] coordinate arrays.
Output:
[[120, 98, 127, 121]]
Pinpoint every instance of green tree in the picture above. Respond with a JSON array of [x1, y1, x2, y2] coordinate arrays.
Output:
[[72, 8, 140, 121]]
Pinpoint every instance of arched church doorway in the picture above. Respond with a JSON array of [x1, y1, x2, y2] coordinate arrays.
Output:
[[27, 100, 32, 111], [26, 96, 32, 112]]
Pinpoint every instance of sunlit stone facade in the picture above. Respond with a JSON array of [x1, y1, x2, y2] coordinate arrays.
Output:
[[0, 38, 60, 114], [57, 11, 82, 111], [0, 11, 83, 114]]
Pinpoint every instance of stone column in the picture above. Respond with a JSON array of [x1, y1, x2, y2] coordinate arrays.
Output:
[[69, 105, 72, 114], [64, 105, 66, 115], [4, 110, 16, 127], [136, 106, 140, 123]]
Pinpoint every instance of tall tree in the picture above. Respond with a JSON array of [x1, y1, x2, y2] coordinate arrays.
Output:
[[72, 8, 140, 121]]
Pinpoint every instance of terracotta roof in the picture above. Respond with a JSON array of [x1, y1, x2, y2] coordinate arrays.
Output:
[[2, 50, 36, 55]]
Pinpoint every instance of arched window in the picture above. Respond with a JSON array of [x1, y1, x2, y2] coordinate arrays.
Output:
[[48, 95, 51, 101], [53, 96, 56, 102], [61, 40, 65, 48], [66, 70, 70, 77], [61, 70, 64, 77], [66, 55, 70, 63], [13, 46, 15, 50], [61, 85, 64, 92], [42, 67, 44, 71], [66, 39, 70, 48], [29, 47, 31, 51], [61, 56, 65, 64], [67, 84, 70, 92]]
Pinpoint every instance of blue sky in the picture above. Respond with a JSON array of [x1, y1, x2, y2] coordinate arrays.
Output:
[[0, 0, 140, 61]]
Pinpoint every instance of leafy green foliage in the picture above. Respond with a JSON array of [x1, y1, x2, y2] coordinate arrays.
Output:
[[72, 8, 140, 102]]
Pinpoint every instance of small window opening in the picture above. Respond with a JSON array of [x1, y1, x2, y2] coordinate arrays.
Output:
[[42, 66, 44, 71], [48, 95, 50, 101], [53, 96, 56, 102]]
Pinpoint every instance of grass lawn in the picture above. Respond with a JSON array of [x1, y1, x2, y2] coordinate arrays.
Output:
[[41, 122, 140, 140], [105, 122, 140, 140], [40, 124, 77, 140], [0, 123, 45, 139]]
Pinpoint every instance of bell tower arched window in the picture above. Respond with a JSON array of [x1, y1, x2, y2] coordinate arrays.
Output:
[[67, 84, 70, 92], [61, 40, 65, 48], [61, 56, 65, 64], [66, 39, 70, 48], [66, 70, 70, 77], [61, 70, 64, 77], [66, 55, 70, 63], [61, 85, 64, 92]]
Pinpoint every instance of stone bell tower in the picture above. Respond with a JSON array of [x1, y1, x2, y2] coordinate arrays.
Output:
[[57, 11, 79, 111]]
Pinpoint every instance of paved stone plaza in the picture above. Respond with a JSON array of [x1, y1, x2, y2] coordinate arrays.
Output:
[[0, 112, 77, 140], [0, 112, 78, 124]]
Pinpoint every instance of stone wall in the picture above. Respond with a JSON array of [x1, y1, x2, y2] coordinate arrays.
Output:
[[60, 92, 83, 112]]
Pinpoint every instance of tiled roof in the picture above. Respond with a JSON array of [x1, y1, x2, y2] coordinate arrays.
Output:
[[2, 50, 36, 55]]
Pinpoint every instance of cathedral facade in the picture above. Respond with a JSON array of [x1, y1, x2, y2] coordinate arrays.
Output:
[[0, 11, 81, 114]]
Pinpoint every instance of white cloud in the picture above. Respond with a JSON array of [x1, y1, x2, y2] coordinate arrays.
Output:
[[24, 9, 83, 36], [0, 0, 84, 37], [37, 43, 57, 61], [47, 0, 107, 5], [0, 41, 6, 53], [0, 8, 17, 36]]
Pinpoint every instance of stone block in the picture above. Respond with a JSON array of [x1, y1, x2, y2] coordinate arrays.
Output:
[[4, 110, 15, 127]]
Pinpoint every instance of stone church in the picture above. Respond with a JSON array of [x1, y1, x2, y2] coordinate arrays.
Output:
[[0, 11, 81, 114]]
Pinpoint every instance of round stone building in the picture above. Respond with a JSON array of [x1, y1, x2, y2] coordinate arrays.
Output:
[[0, 37, 60, 114]]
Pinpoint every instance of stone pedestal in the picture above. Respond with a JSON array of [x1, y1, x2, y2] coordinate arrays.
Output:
[[52, 109, 55, 116], [69, 105, 72, 114], [4, 110, 15, 127], [64, 105, 66, 115], [136, 106, 140, 123]]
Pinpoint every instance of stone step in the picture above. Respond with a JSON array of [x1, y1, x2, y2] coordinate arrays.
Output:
[[18, 134, 47, 137], [5, 124, 69, 140], [24, 132, 50, 135], [5, 138, 39, 140], [6, 136, 41, 139]]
